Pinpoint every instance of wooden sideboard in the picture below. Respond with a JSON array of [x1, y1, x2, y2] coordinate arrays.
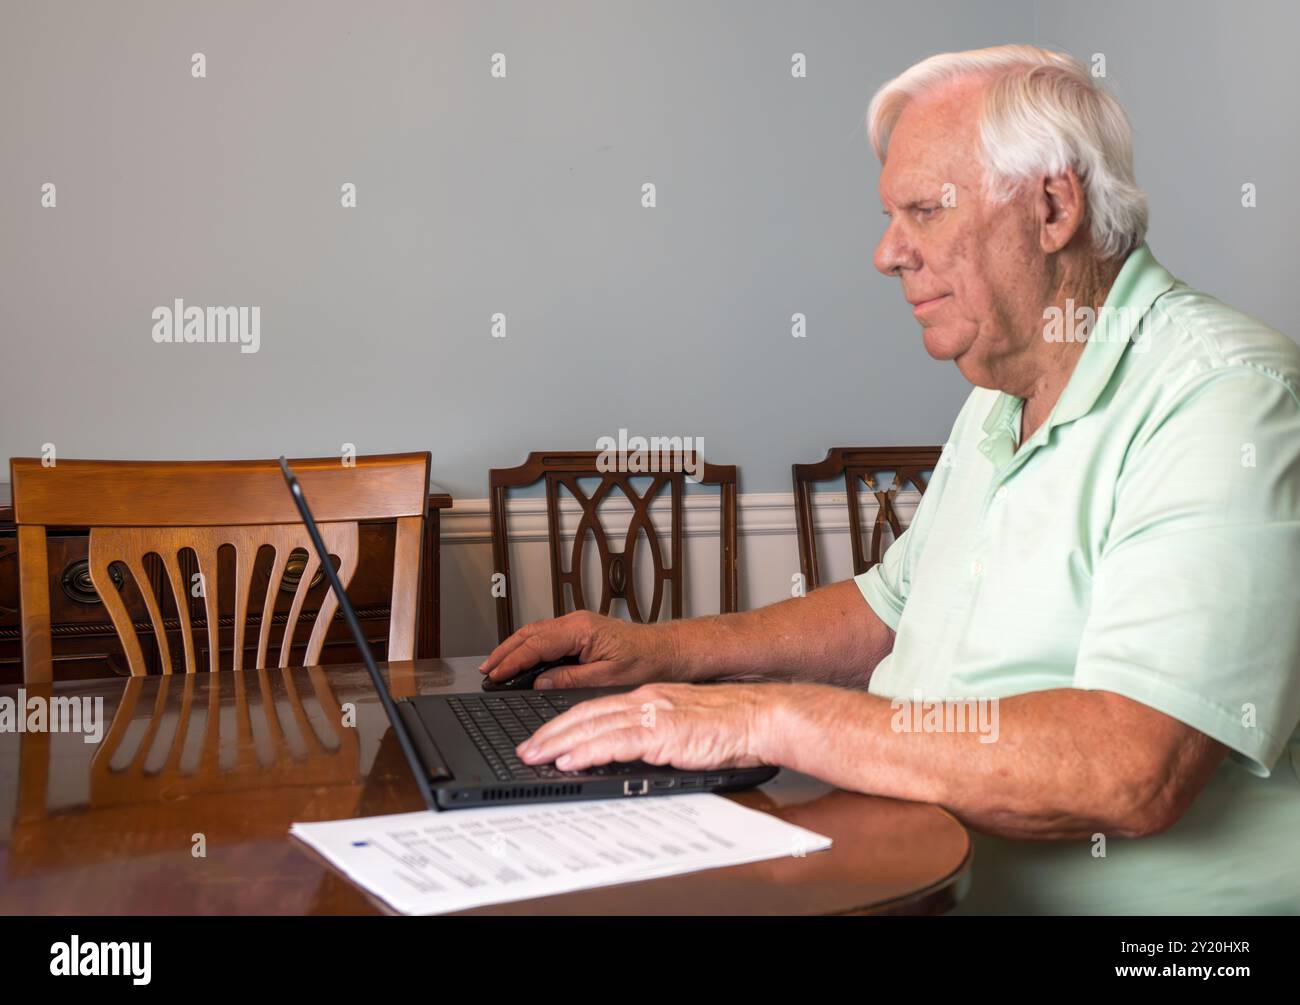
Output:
[[0, 483, 451, 684]]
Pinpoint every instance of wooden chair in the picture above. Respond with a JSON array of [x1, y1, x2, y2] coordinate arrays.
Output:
[[11, 453, 430, 682], [489, 450, 738, 641], [792, 446, 943, 592]]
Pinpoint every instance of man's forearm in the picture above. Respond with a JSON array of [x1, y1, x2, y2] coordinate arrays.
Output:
[[658, 580, 894, 687], [762, 684, 1226, 840]]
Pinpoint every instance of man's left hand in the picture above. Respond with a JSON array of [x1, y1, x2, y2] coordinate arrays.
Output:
[[517, 683, 779, 772]]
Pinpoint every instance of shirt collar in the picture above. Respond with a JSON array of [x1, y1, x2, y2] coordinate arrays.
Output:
[[1049, 243, 1177, 426], [979, 243, 1178, 464]]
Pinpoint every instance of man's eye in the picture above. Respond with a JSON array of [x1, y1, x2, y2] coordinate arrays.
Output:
[[914, 206, 938, 218]]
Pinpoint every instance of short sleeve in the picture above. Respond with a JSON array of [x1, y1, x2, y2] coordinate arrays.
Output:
[[1073, 370, 1300, 775], [854, 524, 914, 631]]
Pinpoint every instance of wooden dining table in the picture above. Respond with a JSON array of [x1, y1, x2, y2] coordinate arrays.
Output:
[[0, 657, 971, 915]]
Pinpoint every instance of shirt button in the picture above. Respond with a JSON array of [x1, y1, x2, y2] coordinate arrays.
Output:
[[995, 486, 1009, 501], [971, 559, 983, 577]]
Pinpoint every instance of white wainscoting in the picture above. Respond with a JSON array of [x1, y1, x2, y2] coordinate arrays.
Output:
[[438, 489, 920, 658]]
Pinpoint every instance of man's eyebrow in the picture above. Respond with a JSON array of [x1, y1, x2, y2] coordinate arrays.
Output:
[[881, 200, 933, 214]]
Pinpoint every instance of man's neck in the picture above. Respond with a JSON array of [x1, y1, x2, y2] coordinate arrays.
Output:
[[1016, 340, 1085, 445], [1012, 254, 1122, 446]]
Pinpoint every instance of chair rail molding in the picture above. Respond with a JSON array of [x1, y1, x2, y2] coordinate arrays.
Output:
[[441, 490, 923, 545]]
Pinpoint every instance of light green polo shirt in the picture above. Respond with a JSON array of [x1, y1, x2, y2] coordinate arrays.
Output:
[[856, 244, 1300, 914]]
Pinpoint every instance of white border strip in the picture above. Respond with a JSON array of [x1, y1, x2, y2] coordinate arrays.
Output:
[[440, 490, 922, 544]]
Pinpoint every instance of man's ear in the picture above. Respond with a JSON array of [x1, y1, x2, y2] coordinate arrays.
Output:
[[1037, 168, 1087, 254]]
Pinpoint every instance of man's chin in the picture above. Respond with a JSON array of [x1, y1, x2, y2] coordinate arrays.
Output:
[[920, 325, 967, 361]]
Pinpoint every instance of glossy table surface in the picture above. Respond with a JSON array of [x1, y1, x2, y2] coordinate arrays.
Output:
[[0, 659, 971, 915]]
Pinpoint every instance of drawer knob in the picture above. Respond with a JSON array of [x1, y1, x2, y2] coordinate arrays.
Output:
[[280, 552, 325, 594], [60, 559, 124, 605]]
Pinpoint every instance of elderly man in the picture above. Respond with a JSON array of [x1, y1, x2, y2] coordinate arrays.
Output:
[[480, 45, 1300, 914]]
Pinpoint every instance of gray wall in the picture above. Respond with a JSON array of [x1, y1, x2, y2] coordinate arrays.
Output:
[[1034, 0, 1300, 334], [1, 0, 1292, 500]]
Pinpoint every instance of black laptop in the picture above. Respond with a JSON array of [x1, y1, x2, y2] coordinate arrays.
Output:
[[279, 457, 777, 810]]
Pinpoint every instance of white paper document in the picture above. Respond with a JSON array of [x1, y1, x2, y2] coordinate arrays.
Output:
[[291, 793, 832, 914]]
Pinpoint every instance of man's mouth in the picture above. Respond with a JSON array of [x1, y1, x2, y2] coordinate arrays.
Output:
[[909, 294, 950, 314]]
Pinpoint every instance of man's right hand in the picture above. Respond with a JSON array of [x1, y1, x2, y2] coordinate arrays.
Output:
[[478, 610, 682, 689], [479, 580, 894, 692]]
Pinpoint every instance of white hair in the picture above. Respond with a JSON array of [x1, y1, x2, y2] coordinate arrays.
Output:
[[867, 45, 1148, 261]]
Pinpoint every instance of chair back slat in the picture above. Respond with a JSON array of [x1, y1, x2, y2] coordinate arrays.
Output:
[[255, 547, 291, 671], [161, 550, 197, 674], [88, 547, 150, 674]]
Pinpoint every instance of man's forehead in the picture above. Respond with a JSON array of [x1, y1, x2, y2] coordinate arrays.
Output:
[[879, 80, 984, 200]]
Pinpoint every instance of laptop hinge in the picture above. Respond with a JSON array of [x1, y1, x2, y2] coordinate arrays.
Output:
[[396, 700, 454, 782]]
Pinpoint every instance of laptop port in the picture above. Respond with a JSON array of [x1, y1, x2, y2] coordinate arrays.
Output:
[[623, 779, 649, 796], [679, 778, 700, 788], [652, 778, 675, 789], [704, 776, 724, 786]]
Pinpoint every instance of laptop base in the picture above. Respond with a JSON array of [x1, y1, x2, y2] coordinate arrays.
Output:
[[399, 690, 778, 810]]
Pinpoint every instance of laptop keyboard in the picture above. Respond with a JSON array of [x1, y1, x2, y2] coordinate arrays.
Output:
[[447, 692, 638, 782]]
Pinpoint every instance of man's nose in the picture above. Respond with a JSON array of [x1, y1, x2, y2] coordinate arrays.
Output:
[[874, 223, 919, 277]]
